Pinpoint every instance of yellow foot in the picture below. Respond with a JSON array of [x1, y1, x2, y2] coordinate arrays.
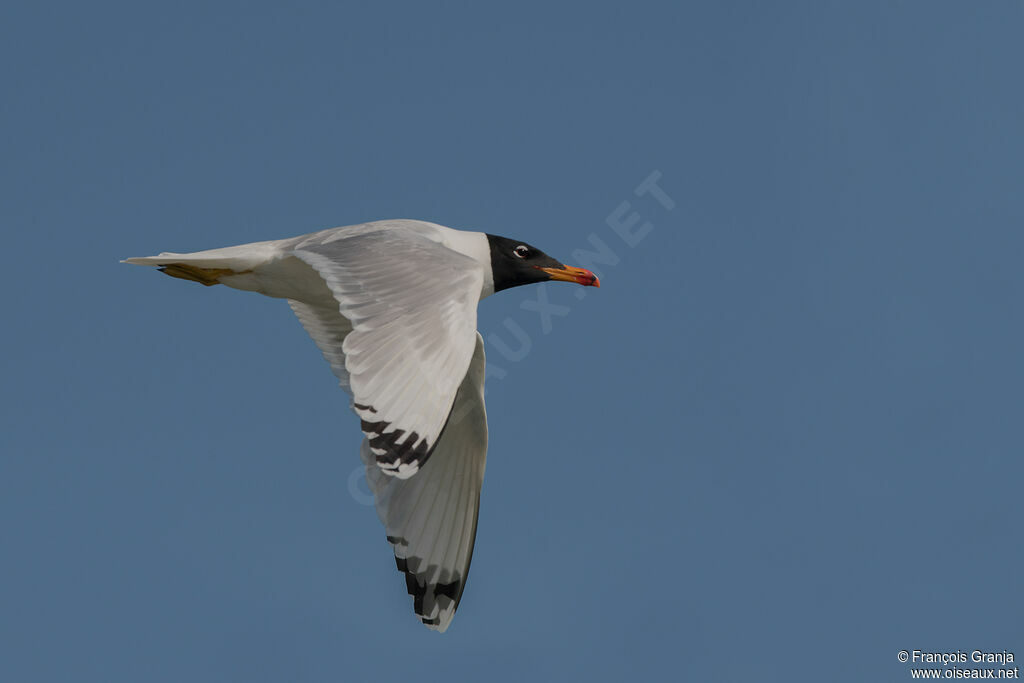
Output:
[[159, 263, 237, 286]]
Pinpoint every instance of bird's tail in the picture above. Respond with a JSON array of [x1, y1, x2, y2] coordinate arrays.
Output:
[[122, 239, 285, 286]]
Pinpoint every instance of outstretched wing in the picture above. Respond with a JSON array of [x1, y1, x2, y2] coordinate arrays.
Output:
[[291, 226, 483, 478], [287, 299, 354, 393], [362, 333, 488, 632]]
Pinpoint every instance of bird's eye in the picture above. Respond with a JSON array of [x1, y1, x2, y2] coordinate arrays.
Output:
[[513, 245, 530, 259]]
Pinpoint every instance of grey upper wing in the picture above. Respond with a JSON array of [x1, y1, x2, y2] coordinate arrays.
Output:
[[290, 226, 484, 479]]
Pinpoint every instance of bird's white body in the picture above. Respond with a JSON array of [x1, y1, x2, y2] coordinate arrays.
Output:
[[126, 220, 496, 303]]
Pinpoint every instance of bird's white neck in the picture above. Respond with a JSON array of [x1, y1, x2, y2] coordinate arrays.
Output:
[[436, 227, 495, 299]]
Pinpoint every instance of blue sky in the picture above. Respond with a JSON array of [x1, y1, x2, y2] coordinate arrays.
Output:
[[2, 2, 1022, 681]]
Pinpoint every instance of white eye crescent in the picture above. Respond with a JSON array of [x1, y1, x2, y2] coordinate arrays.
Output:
[[513, 245, 530, 259]]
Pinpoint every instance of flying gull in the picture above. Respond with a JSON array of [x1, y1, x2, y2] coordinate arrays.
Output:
[[124, 219, 599, 631]]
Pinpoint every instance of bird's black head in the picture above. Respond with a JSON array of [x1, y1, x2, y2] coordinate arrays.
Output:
[[485, 234, 601, 293]]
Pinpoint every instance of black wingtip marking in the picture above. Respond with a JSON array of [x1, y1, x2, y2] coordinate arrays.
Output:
[[360, 414, 435, 472], [435, 580, 460, 602], [357, 395, 467, 476], [392, 549, 465, 628], [406, 573, 421, 602]]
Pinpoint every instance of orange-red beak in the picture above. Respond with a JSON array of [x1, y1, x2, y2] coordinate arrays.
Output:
[[539, 265, 601, 287]]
